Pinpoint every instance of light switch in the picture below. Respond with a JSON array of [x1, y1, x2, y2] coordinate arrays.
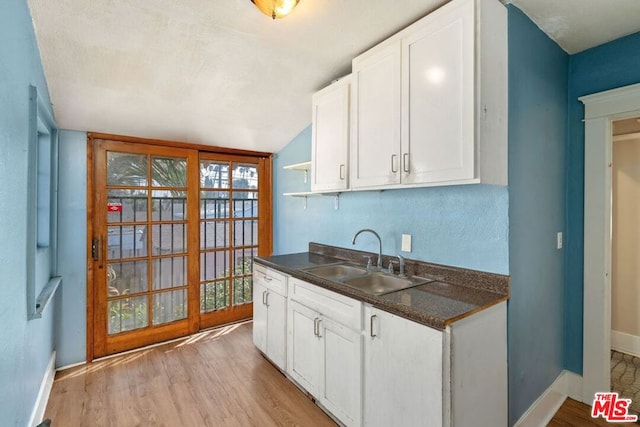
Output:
[[402, 234, 412, 252], [557, 232, 563, 250]]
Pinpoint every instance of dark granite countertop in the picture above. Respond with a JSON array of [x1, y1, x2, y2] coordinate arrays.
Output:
[[255, 243, 509, 330]]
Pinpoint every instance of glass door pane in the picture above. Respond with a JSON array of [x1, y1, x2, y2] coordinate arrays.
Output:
[[199, 157, 260, 327], [105, 152, 190, 335]]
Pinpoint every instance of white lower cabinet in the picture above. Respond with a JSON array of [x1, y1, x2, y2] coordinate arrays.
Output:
[[288, 301, 323, 395], [287, 279, 362, 427], [363, 302, 507, 427], [252, 265, 287, 371], [364, 305, 443, 427], [255, 268, 507, 427]]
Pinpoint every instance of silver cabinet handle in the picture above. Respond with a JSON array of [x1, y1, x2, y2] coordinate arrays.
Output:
[[391, 154, 398, 173], [316, 318, 322, 337], [264, 275, 273, 282], [313, 317, 320, 337], [262, 291, 268, 306], [370, 314, 377, 338], [403, 153, 410, 173], [340, 164, 346, 180]]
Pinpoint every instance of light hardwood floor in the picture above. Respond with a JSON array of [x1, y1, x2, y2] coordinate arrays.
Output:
[[45, 321, 336, 426], [549, 397, 635, 426], [46, 321, 632, 427]]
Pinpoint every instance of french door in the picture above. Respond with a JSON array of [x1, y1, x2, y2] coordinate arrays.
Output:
[[90, 136, 271, 358]]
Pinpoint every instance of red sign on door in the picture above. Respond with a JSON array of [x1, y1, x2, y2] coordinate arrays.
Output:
[[107, 202, 122, 213]]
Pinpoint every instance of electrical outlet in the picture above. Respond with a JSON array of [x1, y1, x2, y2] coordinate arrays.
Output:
[[557, 232, 563, 250], [402, 234, 412, 252]]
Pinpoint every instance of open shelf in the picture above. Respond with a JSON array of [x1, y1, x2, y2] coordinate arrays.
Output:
[[282, 191, 341, 210], [282, 161, 311, 171], [283, 161, 311, 184]]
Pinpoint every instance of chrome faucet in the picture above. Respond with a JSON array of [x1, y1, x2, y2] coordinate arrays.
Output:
[[387, 254, 406, 276], [396, 254, 405, 277], [352, 229, 383, 269]]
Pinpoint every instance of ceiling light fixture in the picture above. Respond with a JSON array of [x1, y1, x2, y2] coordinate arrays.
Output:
[[251, 0, 300, 19]]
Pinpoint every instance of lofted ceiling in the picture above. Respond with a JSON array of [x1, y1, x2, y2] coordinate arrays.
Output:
[[28, 0, 640, 154]]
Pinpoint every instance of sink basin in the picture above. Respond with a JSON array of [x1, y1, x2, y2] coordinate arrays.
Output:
[[304, 264, 368, 280], [342, 273, 433, 296], [303, 263, 434, 296]]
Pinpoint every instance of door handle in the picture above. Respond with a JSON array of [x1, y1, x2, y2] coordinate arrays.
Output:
[[370, 314, 377, 338], [403, 153, 410, 173], [262, 290, 268, 306], [391, 154, 398, 173], [339, 164, 346, 180], [92, 237, 103, 269], [313, 317, 320, 337], [316, 318, 322, 337]]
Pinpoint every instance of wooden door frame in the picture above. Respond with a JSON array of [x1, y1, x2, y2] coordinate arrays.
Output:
[[86, 133, 273, 362]]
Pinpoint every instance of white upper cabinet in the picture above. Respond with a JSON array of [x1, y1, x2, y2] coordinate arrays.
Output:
[[350, 0, 507, 189], [401, 0, 474, 185], [311, 76, 351, 192], [351, 44, 402, 188]]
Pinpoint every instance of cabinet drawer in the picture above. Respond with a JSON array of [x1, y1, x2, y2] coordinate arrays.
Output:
[[289, 277, 362, 330], [253, 264, 287, 296]]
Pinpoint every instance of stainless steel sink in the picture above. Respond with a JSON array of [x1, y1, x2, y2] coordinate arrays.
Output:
[[342, 273, 433, 296], [304, 262, 433, 296], [304, 264, 368, 280]]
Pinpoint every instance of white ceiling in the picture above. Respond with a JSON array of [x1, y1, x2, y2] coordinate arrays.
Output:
[[28, 0, 640, 154]]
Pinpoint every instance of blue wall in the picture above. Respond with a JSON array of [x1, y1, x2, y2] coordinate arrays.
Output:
[[56, 130, 88, 367], [564, 31, 640, 374], [274, 127, 510, 274], [0, 1, 57, 424], [507, 6, 568, 424]]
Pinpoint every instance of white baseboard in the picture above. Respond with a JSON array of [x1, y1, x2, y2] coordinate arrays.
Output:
[[515, 370, 584, 427], [56, 360, 86, 372], [611, 330, 640, 358], [27, 351, 56, 427]]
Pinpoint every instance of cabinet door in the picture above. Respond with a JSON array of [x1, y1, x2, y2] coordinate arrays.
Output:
[[364, 306, 443, 427], [320, 317, 362, 427], [351, 42, 401, 188], [311, 78, 350, 192], [287, 300, 323, 397], [265, 290, 287, 371], [252, 280, 268, 355], [401, 0, 474, 185]]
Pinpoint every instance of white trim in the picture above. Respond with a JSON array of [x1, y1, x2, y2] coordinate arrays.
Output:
[[580, 83, 640, 120], [583, 116, 613, 403], [564, 371, 584, 402], [55, 360, 86, 372], [611, 330, 640, 358], [27, 351, 56, 427], [581, 82, 640, 404], [514, 370, 583, 427]]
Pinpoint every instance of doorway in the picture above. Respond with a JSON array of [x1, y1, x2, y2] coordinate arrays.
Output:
[[581, 83, 640, 403], [610, 118, 640, 412], [88, 134, 272, 359]]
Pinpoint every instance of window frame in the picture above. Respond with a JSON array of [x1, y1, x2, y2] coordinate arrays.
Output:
[[27, 85, 61, 320]]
